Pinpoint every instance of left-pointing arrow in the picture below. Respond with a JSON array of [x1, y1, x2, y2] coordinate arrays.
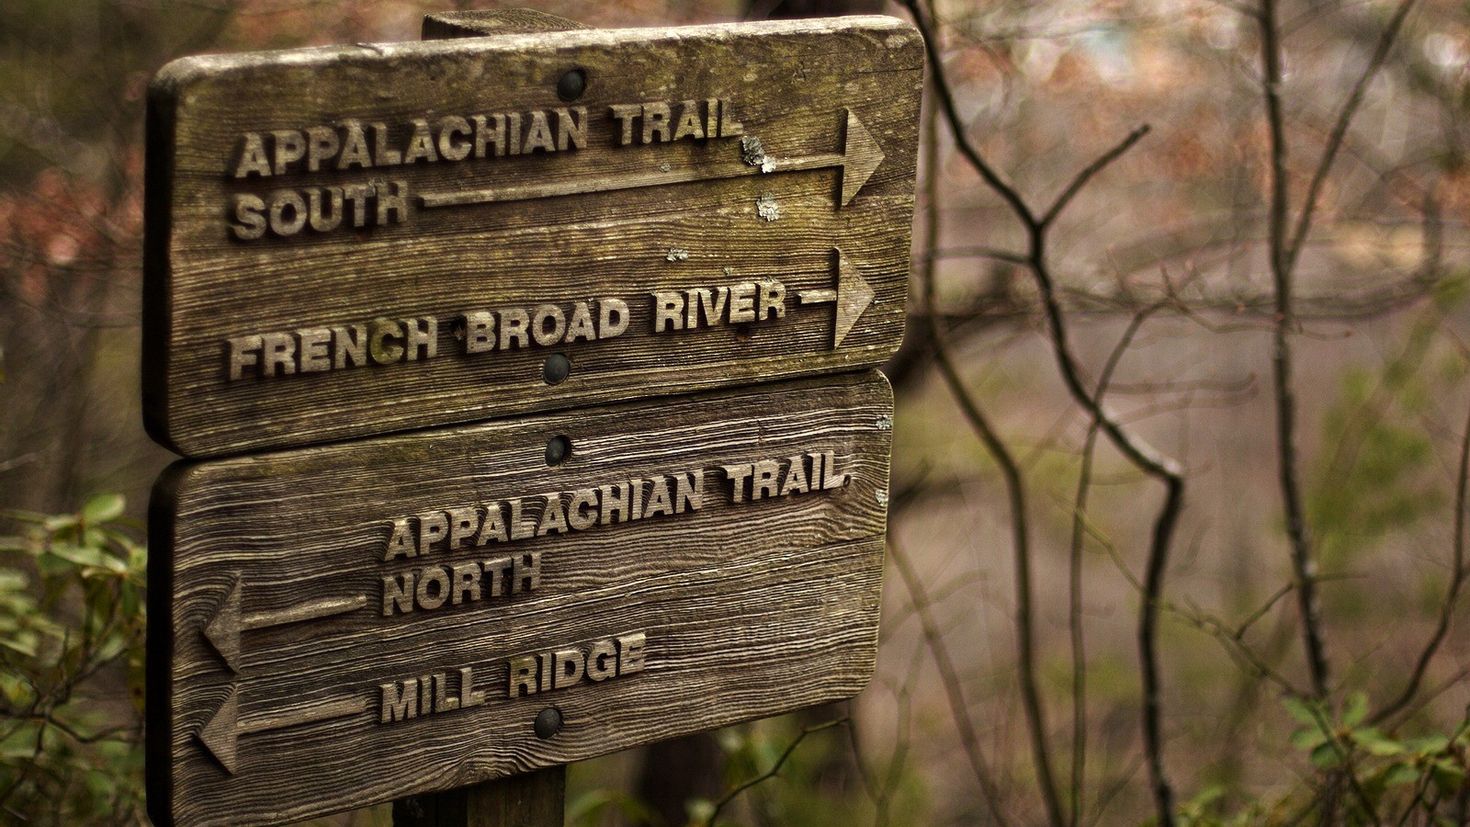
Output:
[[197, 685, 368, 774], [203, 575, 366, 673], [419, 107, 885, 210]]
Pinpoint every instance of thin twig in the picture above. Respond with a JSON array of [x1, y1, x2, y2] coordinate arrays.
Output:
[[1300, 704, 1382, 825], [917, 70, 1063, 826], [926, 245, 1031, 266], [1041, 125, 1152, 229], [1370, 392, 1470, 724], [1284, 0, 1421, 276], [1079, 506, 1307, 698], [889, 540, 1012, 825], [703, 718, 849, 826], [1067, 300, 1165, 827]]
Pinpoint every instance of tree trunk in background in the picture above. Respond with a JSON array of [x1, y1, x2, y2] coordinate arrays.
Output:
[[635, 733, 727, 826]]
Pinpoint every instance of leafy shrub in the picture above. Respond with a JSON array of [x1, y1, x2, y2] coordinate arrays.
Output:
[[0, 494, 146, 824]]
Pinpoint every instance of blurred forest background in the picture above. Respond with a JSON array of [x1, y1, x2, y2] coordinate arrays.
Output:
[[3, 0, 1469, 824]]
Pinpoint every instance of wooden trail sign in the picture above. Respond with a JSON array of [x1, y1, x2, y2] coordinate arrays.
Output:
[[144, 16, 921, 458], [147, 371, 893, 826]]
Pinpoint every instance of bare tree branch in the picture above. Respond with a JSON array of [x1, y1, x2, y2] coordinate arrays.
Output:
[[1370, 392, 1470, 724], [1284, 0, 1421, 275], [901, 2, 1186, 822], [1257, 0, 1333, 702], [1257, 0, 1419, 708], [917, 74, 1064, 827], [1066, 300, 1164, 827], [1041, 125, 1152, 230], [703, 717, 849, 826]]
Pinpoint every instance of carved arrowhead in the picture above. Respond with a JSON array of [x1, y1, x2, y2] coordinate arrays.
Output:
[[833, 250, 876, 348], [203, 575, 243, 673], [197, 685, 239, 775], [840, 110, 884, 206]]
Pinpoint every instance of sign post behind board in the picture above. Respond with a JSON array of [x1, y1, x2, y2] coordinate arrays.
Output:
[[144, 9, 920, 826], [402, 13, 584, 825]]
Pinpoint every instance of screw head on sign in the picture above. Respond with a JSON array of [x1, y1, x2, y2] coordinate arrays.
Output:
[[557, 68, 586, 101], [545, 435, 571, 466], [543, 353, 571, 385], [534, 707, 563, 739]]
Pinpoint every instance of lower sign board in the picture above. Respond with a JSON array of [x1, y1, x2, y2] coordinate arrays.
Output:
[[147, 370, 892, 826], [144, 16, 921, 457]]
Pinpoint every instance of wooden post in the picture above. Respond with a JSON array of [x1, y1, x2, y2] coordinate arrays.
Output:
[[392, 767, 565, 827], [384, 12, 586, 827]]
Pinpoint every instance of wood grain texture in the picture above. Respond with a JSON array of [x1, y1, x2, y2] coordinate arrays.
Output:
[[147, 370, 893, 826], [143, 17, 922, 458]]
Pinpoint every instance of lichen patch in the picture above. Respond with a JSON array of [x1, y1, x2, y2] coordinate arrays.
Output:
[[755, 194, 781, 222]]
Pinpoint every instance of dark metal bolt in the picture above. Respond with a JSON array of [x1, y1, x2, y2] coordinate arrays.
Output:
[[556, 69, 586, 101], [534, 706, 563, 739], [543, 353, 571, 385], [545, 435, 571, 466]]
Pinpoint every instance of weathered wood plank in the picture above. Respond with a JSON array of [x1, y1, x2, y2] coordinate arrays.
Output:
[[147, 370, 893, 826], [143, 16, 921, 457]]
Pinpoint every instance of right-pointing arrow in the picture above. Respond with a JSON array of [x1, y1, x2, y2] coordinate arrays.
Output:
[[203, 575, 366, 673], [420, 108, 885, 210], [839, 110, 884, 207], [798, 248, 876, 349]]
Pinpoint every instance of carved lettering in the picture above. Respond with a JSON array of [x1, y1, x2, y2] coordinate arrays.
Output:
[[233, 133, 271, 178], [229, 180, 409, 240], [382, 552, 541, 616], [603, 99, 737, 144], [223, 100, 742, 236], [379, 668, 484, 725], [508, 632, 648, 697], [724, 453, 845, 502], [650, 280, 785, 333], [380, 678, 417, 723]]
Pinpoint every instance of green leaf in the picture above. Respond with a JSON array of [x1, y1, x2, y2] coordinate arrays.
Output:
[[686, 798, 716, 825], [45, 543, 126, 574], [1310, 741, 1342, 769], [1430, 760, 1465, 795], [42, 513, 78, 532], [1284, 696, 1321, 727], [1383, 762, 1420, 786], [0, 632, 38, 657], [1343, 691, 1369, 726], [1407, 734, 1450, 755], [81, 494, 125, 524], [1291, 728, 1327, 750], [0, 568, 28, 591], [1353, 727, 1404, 757]]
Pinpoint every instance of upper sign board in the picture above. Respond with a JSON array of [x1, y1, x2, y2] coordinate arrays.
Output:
[[144, 17, 921, 457], [147, 371, 891, 826]]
